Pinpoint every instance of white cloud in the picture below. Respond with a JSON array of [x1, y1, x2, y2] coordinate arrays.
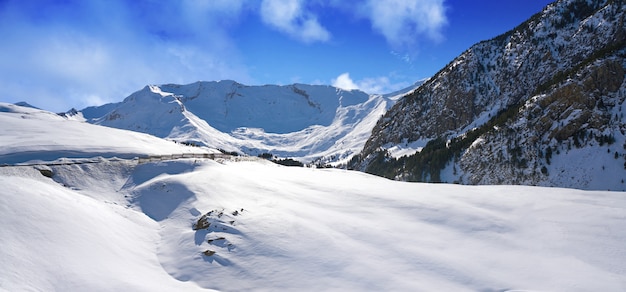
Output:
[[0, 0, 253, 112], [332, 72, 411, 94], [332, 73, 360, 91], [357, 76, 393, 93], [0, 0, 445, 112], [260, 0, 330, 43], [363, 0, 447, 48]]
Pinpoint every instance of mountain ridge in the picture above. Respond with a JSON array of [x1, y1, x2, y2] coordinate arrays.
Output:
[[58, 0, 626, 190], [77, 80, 409, 165], [348, 0, 626, 190]]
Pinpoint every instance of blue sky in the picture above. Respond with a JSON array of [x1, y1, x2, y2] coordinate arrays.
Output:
[[0, 0, 553, 112]]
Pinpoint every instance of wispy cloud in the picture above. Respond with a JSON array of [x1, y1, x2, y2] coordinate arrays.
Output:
[[332, 72, 411, 94], [260, 0, 330, 43], [362, 0, 448, 49], [0, 0, 448, 112], [0, 0, 252, 111]]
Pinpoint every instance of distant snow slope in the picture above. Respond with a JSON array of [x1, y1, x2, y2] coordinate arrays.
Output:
[[1, 106, 625, 291], [80, 81, 406, 164], [0, 102, 216, 165]]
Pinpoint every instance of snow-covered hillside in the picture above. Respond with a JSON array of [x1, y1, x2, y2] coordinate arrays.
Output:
[[2, 102, 626, 291], [3, 157, 626, 291], [0, 102, 217, 165], [79, 80, 405, 165]]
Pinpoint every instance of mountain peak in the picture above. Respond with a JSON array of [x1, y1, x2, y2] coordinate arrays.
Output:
[[107, 81, 375, 134], [80, 81, 404, 164], [13, 101, 40, 109]]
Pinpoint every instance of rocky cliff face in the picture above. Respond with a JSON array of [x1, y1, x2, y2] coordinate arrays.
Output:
[[351, 0, 626, 190], [458, 56, 625, 189]]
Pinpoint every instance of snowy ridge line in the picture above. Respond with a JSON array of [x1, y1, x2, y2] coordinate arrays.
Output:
[[0, 152, 259, 167], [138, 153, 227, 163], [137, 153, 261, 164]]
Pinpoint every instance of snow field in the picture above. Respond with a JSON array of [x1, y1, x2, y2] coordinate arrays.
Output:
[[3, 158, 624, 291], [0, 168, 209, 291]]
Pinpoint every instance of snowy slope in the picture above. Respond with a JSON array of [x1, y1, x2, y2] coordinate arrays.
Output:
[[1, 109, 626, 291], [0, 170, 211, 291], [2, 158, 626, 291], [80, 81, 401, 164], [0, 102, 217, 165]]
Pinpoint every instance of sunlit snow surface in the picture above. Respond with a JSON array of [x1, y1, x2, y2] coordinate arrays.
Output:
[[2, 159, 626, 291], [2, 103, 626, 291]]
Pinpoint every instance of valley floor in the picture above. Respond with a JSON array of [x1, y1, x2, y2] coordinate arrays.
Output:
[[2, 157, 625, 291]]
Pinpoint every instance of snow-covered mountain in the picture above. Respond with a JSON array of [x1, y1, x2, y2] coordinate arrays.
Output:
[[350, 0, 626, 190], [20, 0, 624, 192], [78, 81, 408, 165], [2, 102, 625, 291]]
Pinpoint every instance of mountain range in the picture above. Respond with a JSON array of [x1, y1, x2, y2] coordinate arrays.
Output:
[[57, 0, 626, 191], [71, 81, 414, 166]]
